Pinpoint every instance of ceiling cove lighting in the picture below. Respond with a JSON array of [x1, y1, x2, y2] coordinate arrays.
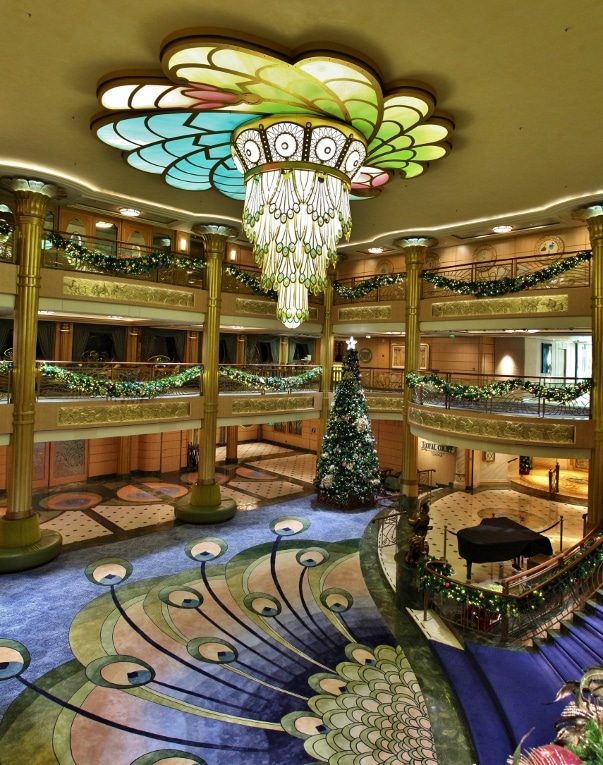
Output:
[[92, 29, 454, 327], [492, 225, 513, 234], [119, 207, 141, 217]]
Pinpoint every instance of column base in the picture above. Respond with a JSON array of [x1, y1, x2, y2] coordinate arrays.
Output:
[[0, 516, 62, 572], [174, 483, 237, 524]]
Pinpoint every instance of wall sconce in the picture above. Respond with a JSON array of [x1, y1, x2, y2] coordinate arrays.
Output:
[[129, 328, 140, 336], [179, 235, 188, 253], [228, 245, 238, 261]]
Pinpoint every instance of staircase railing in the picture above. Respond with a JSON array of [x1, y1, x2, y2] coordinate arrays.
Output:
[[419, 525, 603, 643]]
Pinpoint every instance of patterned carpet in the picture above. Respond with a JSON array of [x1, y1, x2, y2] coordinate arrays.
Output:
[[0, 509, 438, 765]]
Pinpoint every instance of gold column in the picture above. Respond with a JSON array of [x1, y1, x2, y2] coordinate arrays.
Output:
[[573, 206, 603, 526], [56, 322, 73, 361], [394, 237, 436, 511], [126, 327, 140, 362], [0, 178, 63, 572], [279, 336, 289, 365], [175, 224, 237, 523], [317, 268, 334, 449]]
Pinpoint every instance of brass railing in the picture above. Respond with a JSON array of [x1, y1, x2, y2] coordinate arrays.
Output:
[[408, 371, 591, 419], [218, 363, 321, 393], [421, 525, 603, 643], [35, 361, 202, 400], [421, 249, 591, 299]]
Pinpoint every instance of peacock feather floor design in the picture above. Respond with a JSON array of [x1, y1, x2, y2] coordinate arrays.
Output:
[[0, 516, 437, 765]]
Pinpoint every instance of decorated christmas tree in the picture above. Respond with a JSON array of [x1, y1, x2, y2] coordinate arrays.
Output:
[[315, 337, 382, 508]]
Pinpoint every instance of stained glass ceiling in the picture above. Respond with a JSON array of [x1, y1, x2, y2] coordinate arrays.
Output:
[[91, 29, 454, 201]]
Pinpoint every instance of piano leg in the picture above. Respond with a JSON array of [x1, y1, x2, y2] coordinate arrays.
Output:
[[466, 560, 472, 579]]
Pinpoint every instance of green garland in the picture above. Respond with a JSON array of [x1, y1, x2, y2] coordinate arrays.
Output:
[[417, 534, 603, 618], [39, 363, 202, 398], [0, 360, 11, 375], [421, 250, 592, 297], [333, 272, 405, 299], [0, 221, 13, 237], [219, 365, 322, 391], [406, 371, 593, 403], [224, 265, 277, 299], [46, 232, 205, 276]]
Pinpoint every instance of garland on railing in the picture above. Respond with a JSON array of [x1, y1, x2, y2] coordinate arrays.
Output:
[[418, 535, 603, 617], [333, 272, 405, 299], [406, 371, 593, 403], [45, 232, 205, 276], [223, 265, 277, 299], [39, 364, 202, 398], [219, 365, 322, 391], [0, 360, 11, 375], [421, 250, 592, 297], [0, 221, 13, 238]]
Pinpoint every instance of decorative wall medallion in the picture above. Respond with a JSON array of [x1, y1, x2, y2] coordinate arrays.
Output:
[[366, 396, 404, 412], [63, 278, 194, 307], [232, 395, 315, 414], [408, 406, 575, 444], [338, 305, 392, 321], [474, 245, 496, 262], [358, 348, 372, 363], [424, 250, 440, 269], [376, 258, 393, 274], [431, 294, 568, 318], [535, 235, 565, 255], [58, 402, 190, 426]]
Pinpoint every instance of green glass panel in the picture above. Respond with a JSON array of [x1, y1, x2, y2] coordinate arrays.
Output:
[[407, 124, 450, 145], [386, 94, 431, 117], [380, 104, 423, 131], [411, 145, 448, 161], [401, 161, 425, 178]]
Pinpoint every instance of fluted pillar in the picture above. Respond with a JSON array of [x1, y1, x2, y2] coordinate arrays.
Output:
[[394, 238, 436, 511], [0, 178, 63, 571], [573, 206, 603, 527], [175, 225, 237, 523], [317, 268, 335, 449]]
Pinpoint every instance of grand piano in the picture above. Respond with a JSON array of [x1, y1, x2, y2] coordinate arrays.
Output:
[[457, 516, 553, 579]]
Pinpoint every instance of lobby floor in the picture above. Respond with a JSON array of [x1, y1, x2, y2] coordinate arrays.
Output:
[[0, 441, 588, 592]]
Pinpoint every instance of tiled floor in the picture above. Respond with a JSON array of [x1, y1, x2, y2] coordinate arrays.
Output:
[[377, 487, 587, 590], [21, 442, 588, 594]]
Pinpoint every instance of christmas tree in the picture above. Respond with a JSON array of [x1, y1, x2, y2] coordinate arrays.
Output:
[[314, 337, 382, 508]]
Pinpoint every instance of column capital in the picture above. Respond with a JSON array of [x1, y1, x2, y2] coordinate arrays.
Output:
[[573, 205, 603, 241], [192, 224, 239, 254], [1, 177, 65, 211], [393, 237, 438, 250]]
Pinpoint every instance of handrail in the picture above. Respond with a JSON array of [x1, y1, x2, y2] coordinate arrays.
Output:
[[419, 524, 603, 642]]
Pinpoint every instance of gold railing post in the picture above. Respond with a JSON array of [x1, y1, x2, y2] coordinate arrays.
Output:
[[175, 224, 237, 523], [0, 178, 64, 572]]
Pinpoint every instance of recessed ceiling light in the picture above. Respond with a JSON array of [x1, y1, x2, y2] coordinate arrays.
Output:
[[368, 247, 385, 254], [119, 207, 141, 217], [106, 315, 123, 320], [492, 225, 513, 234], [38, 310, 54, 315]]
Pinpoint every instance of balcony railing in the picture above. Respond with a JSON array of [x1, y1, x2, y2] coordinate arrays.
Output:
[[218, 363, 322, 394], [41, 232, 206, 288], [35, 361, 202, 400], [422, 249, 591, 299], [408, 372, 591, 419], [333, 274, 406, 305]]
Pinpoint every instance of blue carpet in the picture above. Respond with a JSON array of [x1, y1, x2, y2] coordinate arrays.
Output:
[[430, 641, 514, 765], [0, 498, 440, 765]]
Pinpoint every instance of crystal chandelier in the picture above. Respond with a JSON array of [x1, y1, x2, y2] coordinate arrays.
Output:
[[231, 117, 367, 328]]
